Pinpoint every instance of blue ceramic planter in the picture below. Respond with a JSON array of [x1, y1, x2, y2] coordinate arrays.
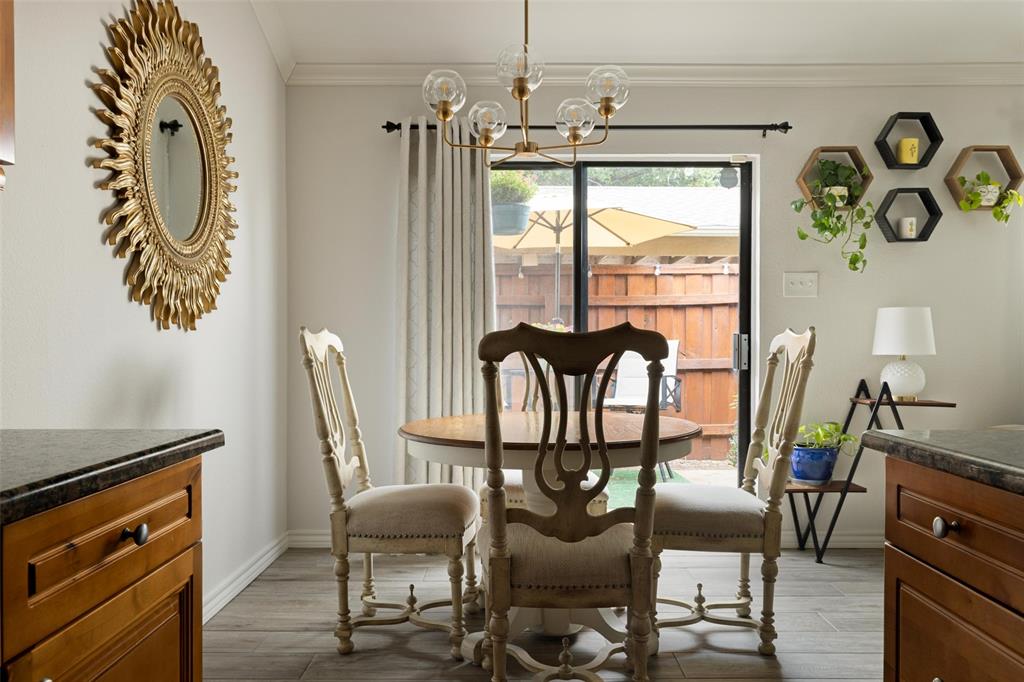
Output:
[[790, 446, 839, 485]]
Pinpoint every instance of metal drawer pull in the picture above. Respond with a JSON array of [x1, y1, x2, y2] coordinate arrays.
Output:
[[120, 522, 150, 546], [932, 678, 943, 682], [931, 516, 960, 539]]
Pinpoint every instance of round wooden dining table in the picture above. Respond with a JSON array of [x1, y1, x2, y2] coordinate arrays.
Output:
[[398, 411, 702, 659]]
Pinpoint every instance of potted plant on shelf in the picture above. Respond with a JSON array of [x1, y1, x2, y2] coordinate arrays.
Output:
[[490, 171, 538, 236], [792, 170, 875, 272], [814, 159, 865, 208], [790, 421, 857, 486], [956, 171, 1023, 223]]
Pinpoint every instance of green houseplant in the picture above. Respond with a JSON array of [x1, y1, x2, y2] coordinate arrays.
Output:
[[790, 421, 857, 485], [490, 171, 538, 236], [957, 172, 1023, 223], [792, 160, 875, 272]]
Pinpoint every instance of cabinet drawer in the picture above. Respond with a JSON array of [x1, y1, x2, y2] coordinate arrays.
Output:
[[885, 457, 1024, 613], [2, 458, 201, 659], [885, 545, 1024, 682], [4, 545, 200, 682]]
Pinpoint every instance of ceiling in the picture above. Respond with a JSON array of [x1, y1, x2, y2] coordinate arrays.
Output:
[[251, 0, 1024, 82]]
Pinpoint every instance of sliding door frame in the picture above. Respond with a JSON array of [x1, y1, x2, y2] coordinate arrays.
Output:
[[493, 160, 753, 474]]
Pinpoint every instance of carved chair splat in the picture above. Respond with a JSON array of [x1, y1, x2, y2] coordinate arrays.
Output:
[[479, 322, 668, 682], [299, 326, 480, 660]]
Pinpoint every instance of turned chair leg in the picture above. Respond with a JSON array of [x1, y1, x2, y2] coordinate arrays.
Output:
[[629, 604, 651, 682], [737, 552, 752, 618], [448, 554, 466, 660], [334, 553, 354, 654], [481, 588, 493, 670], [758, 555, 778, 655], [361, 552, 376, 616], [489, 608, 509, 682], [464, 539, 481, 615], [650, 553, 662, 632]]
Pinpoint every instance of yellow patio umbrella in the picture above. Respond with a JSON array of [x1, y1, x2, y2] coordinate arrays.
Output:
[[493, 207, 695, 321], [493, 207, 695, 251]]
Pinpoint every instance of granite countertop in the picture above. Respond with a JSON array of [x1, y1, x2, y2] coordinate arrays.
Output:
[[0, 429, 224, 524], [862, 429, 1024, 495]]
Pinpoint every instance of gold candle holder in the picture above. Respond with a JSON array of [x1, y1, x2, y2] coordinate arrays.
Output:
[[897, 138, 919, 165]]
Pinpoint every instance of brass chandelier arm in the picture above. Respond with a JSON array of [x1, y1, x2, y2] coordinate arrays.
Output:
[[535, 146, 578, 168], [486, 150, 523, 169], [536, 117, 612, 152], [441, 121, 516, 152]]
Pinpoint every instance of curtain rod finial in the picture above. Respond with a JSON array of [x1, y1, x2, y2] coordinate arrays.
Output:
[[383, 120, 402, 133]]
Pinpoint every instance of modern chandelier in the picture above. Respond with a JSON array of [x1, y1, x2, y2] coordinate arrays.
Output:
[[421, 0, 629, 168]]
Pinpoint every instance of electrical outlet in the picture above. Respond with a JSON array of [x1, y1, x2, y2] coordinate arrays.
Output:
[[784, 272, 818, 298]]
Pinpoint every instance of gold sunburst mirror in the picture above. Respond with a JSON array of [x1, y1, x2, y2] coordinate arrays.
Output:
[[92, 0, 237, 330]]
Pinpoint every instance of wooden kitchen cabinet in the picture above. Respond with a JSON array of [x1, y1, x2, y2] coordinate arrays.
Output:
[[1, 430, 223, 682]]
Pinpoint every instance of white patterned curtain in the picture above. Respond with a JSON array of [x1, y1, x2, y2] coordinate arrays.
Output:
[[396, 115, 495, 487]]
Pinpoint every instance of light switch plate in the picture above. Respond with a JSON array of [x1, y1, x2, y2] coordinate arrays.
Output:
[[784, 271, 819, 297]]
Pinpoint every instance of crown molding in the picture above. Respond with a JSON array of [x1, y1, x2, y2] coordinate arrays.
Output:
[[287, 61, 1024, 88]]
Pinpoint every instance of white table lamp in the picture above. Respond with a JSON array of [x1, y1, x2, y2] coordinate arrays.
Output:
[[872, 307, 936, 401]]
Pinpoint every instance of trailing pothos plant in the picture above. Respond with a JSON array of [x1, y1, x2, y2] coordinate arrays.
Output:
[[797, 421, 858, 453], [956, 171, 1023, 223], [792, 161, 875, 272]]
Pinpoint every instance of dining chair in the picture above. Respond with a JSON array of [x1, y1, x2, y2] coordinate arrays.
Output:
[[478, 321, 668, 682], [604, 339, 682, 412], [481, 350, 609, 524], [651, 327, 815, 656], [299, 326, 481, 659]]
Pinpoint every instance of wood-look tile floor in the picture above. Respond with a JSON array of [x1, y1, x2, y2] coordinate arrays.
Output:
[[205, 548, 883, 681]]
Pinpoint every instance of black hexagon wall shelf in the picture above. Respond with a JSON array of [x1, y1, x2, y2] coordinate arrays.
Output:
[[875, 112, 943, 169], [875, 188, 942, 242]]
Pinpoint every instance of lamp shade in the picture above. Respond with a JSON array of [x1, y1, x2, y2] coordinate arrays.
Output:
[[872, 307, 936, 356]]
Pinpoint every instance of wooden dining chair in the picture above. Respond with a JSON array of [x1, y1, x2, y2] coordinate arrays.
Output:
[[299, 326, 481, 659], [480, 350, 609, 526], [478, 321, 668, 682], [651, 327, 815, 656]]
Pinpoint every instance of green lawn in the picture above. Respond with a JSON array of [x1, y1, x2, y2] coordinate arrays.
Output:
[[605, 467, 691, 509]]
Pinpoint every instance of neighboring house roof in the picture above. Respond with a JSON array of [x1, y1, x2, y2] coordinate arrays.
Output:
[[528, 186, 740, 236]]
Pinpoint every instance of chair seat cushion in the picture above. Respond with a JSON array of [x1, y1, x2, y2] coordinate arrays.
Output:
[[346, 484, 479, 539], [654, 485, 765, 541], [478, 470, 608, 516], [479, 522, 633, 591]]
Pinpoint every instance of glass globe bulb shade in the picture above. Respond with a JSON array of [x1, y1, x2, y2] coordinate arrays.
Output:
[[586, 65, 629, 108], [555, 98, 596, 140], [422, 69, 467, 115], [496, 44, 544, 92], [468, 101, 508, 141]]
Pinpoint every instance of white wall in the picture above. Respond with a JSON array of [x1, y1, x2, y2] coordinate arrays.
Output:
[[0, 1, 288, 613], [287, 79, 1024, 544]]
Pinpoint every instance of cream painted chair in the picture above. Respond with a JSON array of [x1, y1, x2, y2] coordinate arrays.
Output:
[[479, 322, 668, 682], [651, 327, 815, 656], [299, 327, 481, 659]]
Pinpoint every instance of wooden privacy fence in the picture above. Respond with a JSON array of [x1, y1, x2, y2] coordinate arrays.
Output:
[[495, 261, 739, 460]]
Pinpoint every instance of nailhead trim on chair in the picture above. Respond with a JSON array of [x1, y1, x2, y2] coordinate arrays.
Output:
[[348, 532, 467, 539], [655, 531, 764, 539], [512, 582, 631, 590]]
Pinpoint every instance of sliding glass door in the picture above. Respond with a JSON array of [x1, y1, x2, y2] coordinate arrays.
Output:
[[490, 161, 752, 500]]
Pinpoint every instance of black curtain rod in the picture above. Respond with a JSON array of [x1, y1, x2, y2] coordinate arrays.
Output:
[[382, 120, 792, 138]]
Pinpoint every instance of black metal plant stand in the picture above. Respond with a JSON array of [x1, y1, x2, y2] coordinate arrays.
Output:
[[786, 379, 955, 563]]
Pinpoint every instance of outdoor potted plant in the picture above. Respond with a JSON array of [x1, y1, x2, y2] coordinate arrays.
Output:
[[790, 421, 857, 486], [957, 171, 1024, 223], [792, 171, 875, 272], [490, 171, 538, 236]]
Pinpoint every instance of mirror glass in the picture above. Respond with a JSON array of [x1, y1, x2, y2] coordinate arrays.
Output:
[[150, 96, 203, 241]]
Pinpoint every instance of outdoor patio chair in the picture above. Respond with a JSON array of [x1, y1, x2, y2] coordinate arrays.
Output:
[[604, 339, 682, 412]]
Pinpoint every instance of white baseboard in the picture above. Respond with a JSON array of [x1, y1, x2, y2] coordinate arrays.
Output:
[[287, 528, 333, 549], [781, 530, 883, 550], [202, 532, 289, 623]]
